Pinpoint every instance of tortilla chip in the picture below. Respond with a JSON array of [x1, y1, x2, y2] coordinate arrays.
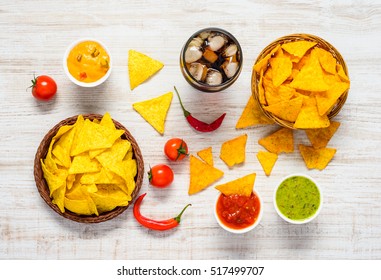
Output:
[[52, 126, 76, 168], [258, 127, 294, 154], [336, 64, 350, 83], [236, 94, 273, 128], [281, 40, 317, 59], [215, 173, 256, 197], [314, 47, 337, 74], [132, 91, 173, 134], [188, 155, 224, 195], [264, 96, 303, 122], [305, 121, 340, 149], [220, 134, 248, 167], [315, 82, 349, 116], [258, 69, 266, 105], [299, 144, 336, 170], [89, 184, 130, 213], [197, 147, 214, 166], [128, 50, 164, 90], [270, 57, 293, 87], [294, 97, 330, 129], [254, 44, 281, 73], [68, 154, 101, 174], [64, 196, 98, 216], [256, 151, 278, 176], [71, 119, 124, 156], [290, 49, 330, 92]]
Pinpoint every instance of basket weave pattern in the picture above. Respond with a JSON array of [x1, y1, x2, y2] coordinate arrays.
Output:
[[252, 34, 349, 129], [34, 114, 144, 223]]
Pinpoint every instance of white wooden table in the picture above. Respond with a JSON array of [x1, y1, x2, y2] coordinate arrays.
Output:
[[1, 0, 381, 260]]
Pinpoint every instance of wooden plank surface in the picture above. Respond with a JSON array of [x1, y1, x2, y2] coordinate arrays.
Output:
[[1, 0, 381, 260]]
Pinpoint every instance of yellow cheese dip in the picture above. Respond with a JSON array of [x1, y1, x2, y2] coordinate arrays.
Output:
[[67, 41, 110, 83]]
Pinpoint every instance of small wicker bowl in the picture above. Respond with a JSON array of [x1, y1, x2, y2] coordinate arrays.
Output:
[[34, 114, 144, 223], [252, 34, 349, 129]]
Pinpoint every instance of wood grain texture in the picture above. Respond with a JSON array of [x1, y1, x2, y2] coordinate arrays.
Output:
[[1, 0, 381, 260]]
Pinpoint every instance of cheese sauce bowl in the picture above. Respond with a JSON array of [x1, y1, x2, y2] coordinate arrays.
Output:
[[273, 173, 323, 224], [63, 38, 112, 87]]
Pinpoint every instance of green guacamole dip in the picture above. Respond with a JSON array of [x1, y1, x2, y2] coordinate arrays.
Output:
[[276, 176, 320, 221]]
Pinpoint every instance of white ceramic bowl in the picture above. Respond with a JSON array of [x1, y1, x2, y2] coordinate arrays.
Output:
[[214, 190, 263, 234], [273, 173, 323, 224], [63, 38, 112, 87]]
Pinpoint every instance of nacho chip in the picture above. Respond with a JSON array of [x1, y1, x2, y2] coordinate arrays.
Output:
[[68, 154, 101, 174], [299, 144, 336, 170], [264, 96, 303, 122], [314, 47, 337, 74], [315, 82, 349, 116], [215, 173, 256, 197], [71, 119, 124, 156], [336, 64, 350, 82], [64, 196, 98, 216], [290, 49, 330, 92], [197, 147, 214, 166], [257, 69, 266, 105], [281, 40, 317, 59], [220, 134, 248, 167], [270, 57, 293, 87], [256, 151, 278, 176], [133, 91, 173, 135], [188, 155, 224, 195], [236, 94, 273, 128], [305, 121, 340, 149], [254, 44, 281, 73], [52, 126, 76, 168], [89, 184, 130, 213], [294, 97, 330, 129], [258, 127, 294, 154], [41, 159, 68, 196], [128, 50, 164, 90]]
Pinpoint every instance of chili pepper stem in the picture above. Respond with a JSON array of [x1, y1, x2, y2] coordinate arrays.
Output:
[[174, 86, 191, 118], [174, 203, 192, 224]]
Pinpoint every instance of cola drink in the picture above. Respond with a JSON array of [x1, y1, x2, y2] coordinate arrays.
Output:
[[180, 28, 243, 92]]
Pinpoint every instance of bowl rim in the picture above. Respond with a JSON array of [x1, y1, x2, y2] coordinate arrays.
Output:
[[33, 114, 144, 223], [214, 189, 263, 234], [180, 27, 243, 92], [251, 33, 349, 129], [63, 38, 112, 88], [273, 173, 323, 224]]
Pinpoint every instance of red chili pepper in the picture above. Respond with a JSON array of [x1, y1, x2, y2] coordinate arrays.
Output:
[[133, 193, 191, 231], [174, 86, 226, 132]]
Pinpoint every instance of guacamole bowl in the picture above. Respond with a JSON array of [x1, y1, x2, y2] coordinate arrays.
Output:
[[273, 174, 323, 224]]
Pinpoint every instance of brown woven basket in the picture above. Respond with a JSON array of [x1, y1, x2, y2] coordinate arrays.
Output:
[[252, 33, 349, 129], [34, 114, 144, 223]]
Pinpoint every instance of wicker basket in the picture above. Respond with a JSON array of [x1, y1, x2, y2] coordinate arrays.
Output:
[[34, 114, 144, 223], [252, 34, 349, 129]]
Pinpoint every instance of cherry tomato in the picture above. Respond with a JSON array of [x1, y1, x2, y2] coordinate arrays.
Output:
[[164, 138, 189, 161], [30, 75, 57, 101], [148, 164, 174, 188]]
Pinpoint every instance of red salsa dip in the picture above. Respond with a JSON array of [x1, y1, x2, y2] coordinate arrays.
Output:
[[216, 192, 261, 230]]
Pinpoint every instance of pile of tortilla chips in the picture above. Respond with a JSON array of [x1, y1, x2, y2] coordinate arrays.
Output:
[[253, 38, 350, 129], [255, 123, 340, 173], [40, 113, 137, 216]]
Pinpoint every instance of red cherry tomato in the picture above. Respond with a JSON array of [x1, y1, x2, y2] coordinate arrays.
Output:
[[30, 75, 57, 101], [164, 138, 189, 161], [148, 164, 174, 188]]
